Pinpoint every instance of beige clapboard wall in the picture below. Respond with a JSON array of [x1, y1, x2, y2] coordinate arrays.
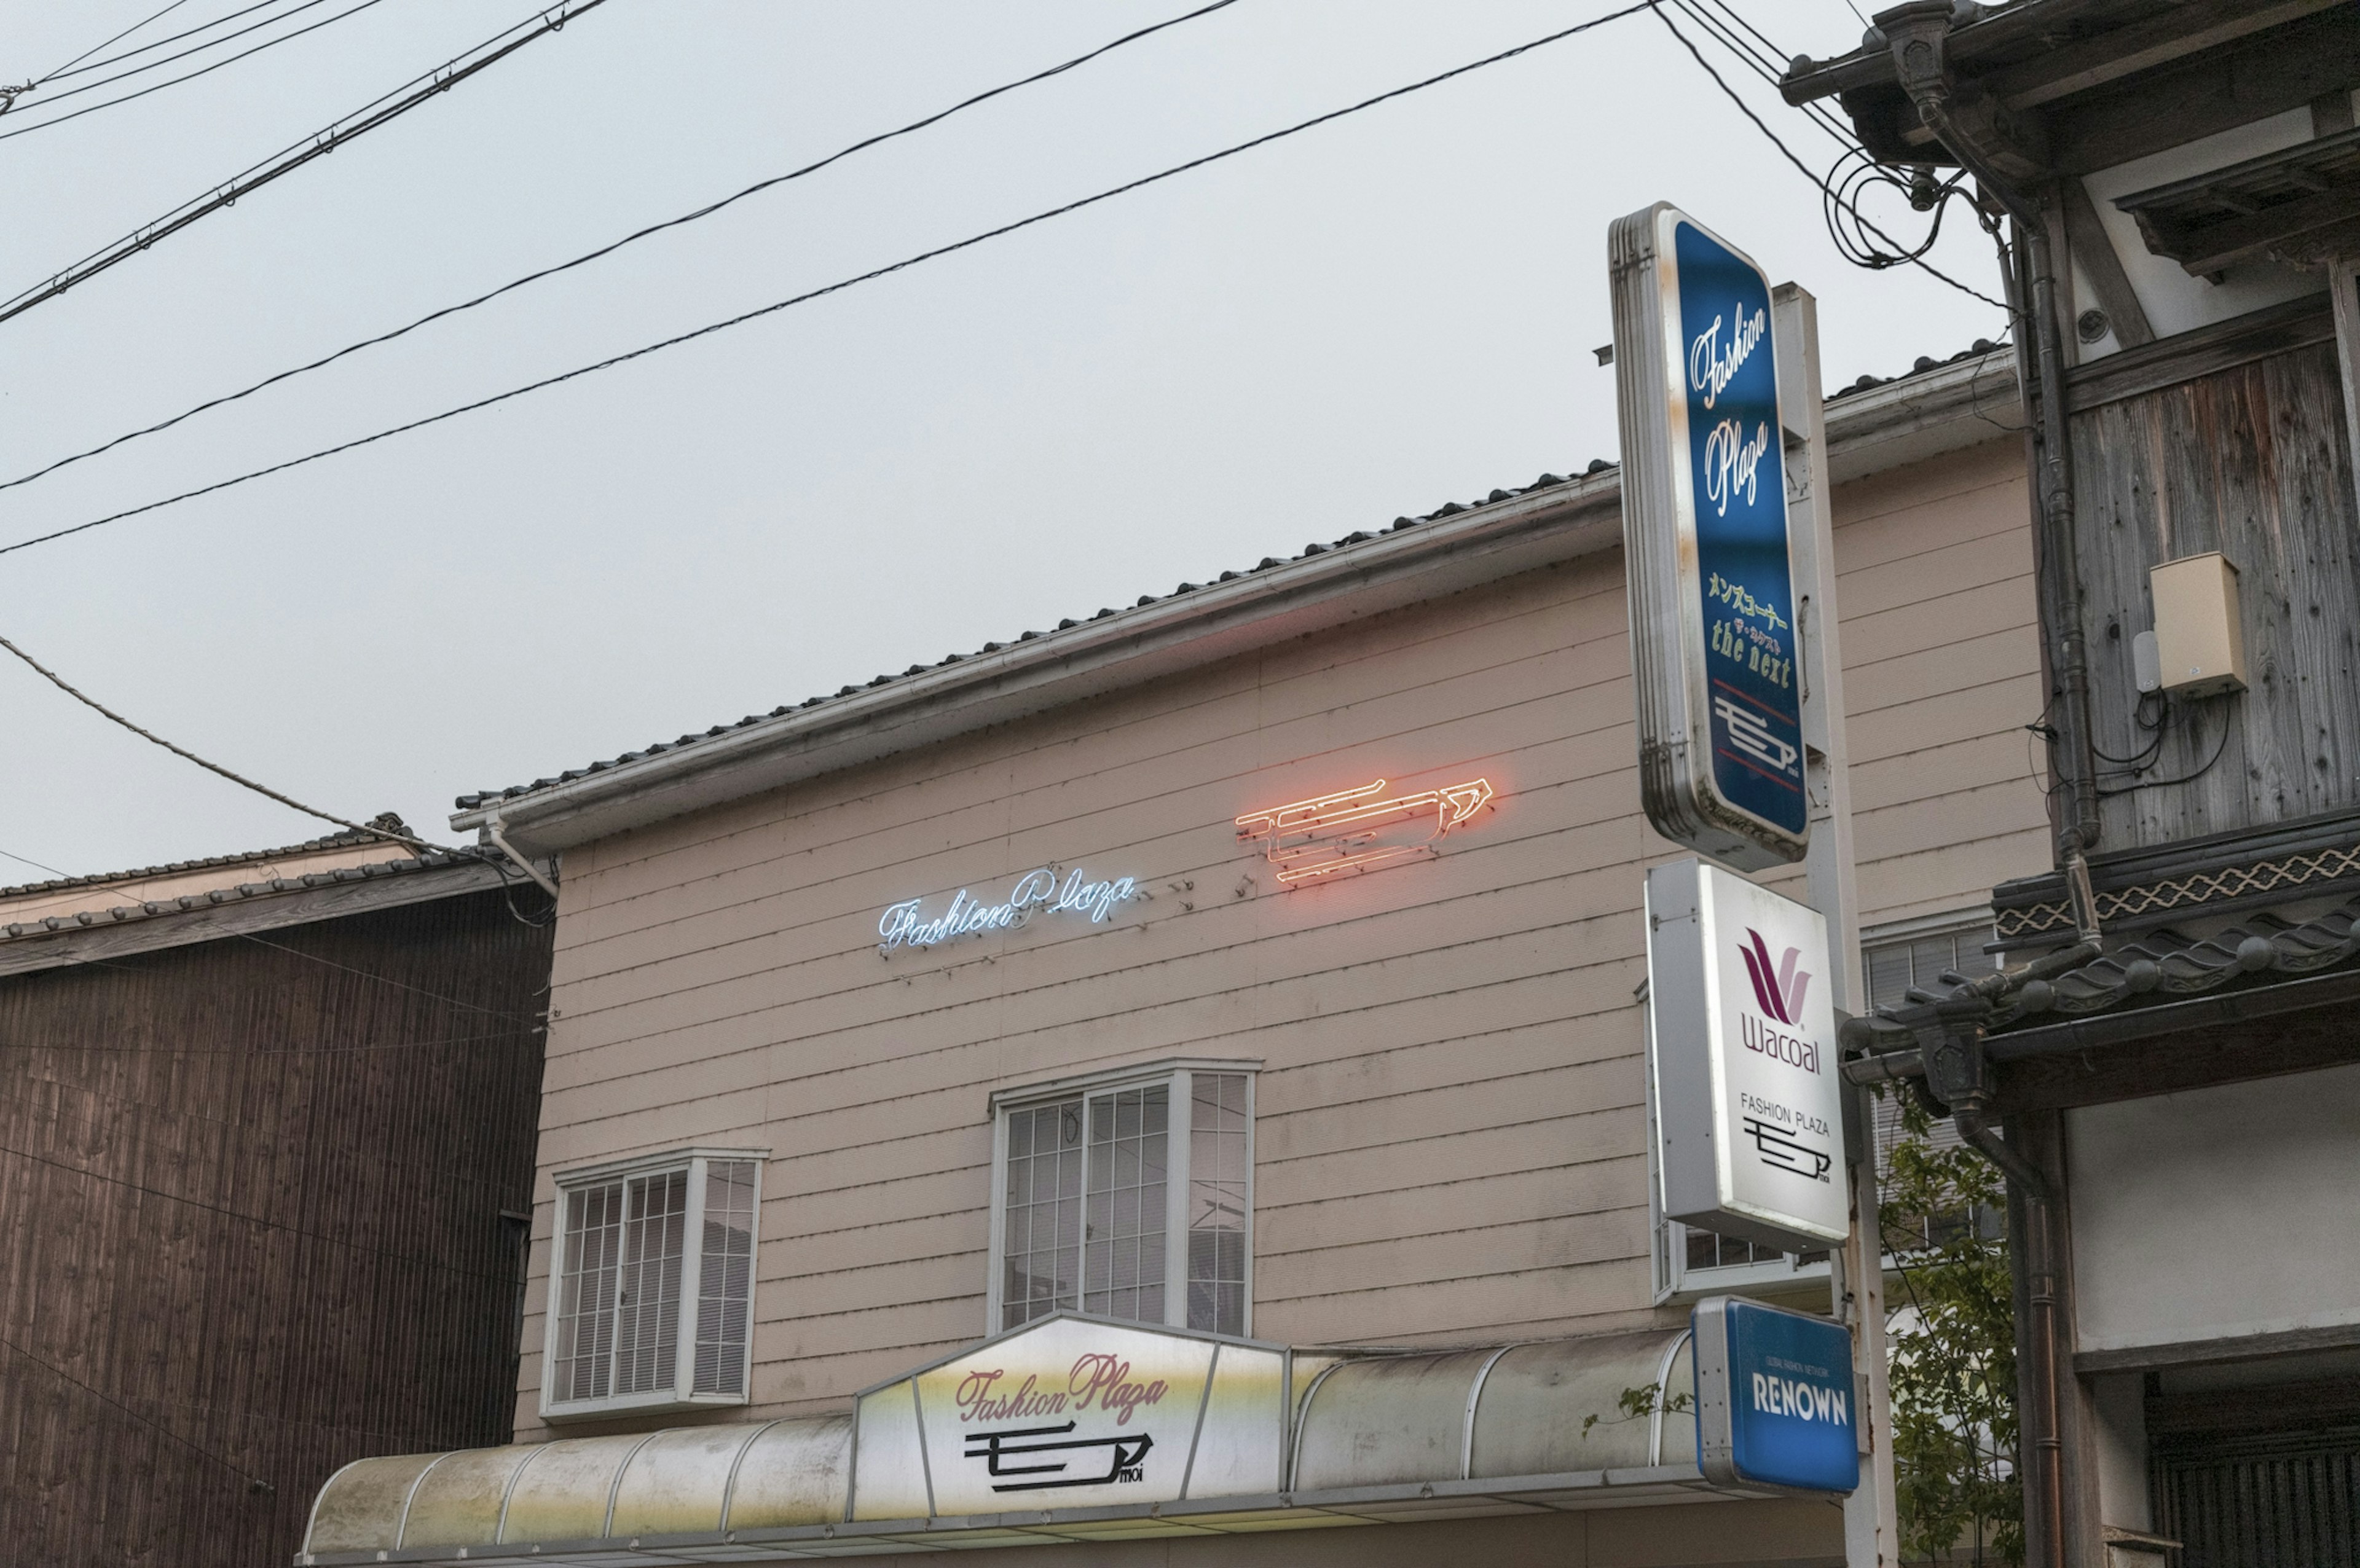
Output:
[[513, 433, 2047, 1439]]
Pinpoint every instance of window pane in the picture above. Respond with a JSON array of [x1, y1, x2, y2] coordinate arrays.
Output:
[[554, 1182, 624, 1401], [1186, 1075, 1249, 1335], [694, 1159, 758, 1396], [1002, 1099, 1084, 1330], [614, 1169, 688, 1395], [1082, 1086, 1166, 1327]]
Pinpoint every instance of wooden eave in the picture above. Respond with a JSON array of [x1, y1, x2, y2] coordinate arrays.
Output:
[[2115, 123, 2360, 276], [1780, 0, 2356, 175]]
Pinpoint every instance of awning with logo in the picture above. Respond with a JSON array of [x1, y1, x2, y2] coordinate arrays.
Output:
[[298, 1314, 1799, 1566]]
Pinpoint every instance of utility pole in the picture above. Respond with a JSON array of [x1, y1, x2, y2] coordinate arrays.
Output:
[[1776, 281, 1897, 1568]]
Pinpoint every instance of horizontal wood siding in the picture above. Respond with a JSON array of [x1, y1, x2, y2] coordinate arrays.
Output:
[[519, 438, 2047, 1438], [0, 890, 551, 1567], [2071, 338, 2360, 849], [1835, 437, 2051, 925]]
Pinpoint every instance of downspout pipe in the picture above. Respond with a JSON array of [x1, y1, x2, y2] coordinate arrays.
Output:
[[1879, 2, 2102, 937], [1837, 926, 2099, 1568], [483, 815, 560, 901]]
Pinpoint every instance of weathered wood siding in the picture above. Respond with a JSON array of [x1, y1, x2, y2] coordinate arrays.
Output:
[[2072, 338, 2360, 849], [0, 889, 551, 1567], [518, 436, 2048, 1438]]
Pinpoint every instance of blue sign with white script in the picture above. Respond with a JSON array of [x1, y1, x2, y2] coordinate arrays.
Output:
[[1673, 221, 1806, 839], [1692, 1296, 1858, 1492]]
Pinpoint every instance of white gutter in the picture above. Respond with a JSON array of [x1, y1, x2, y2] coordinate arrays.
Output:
[[452, 350, 2016, 858]]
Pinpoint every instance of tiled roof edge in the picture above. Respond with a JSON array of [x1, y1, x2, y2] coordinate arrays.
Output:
[[0, 818, 423, 900], [0, 849, 487, 946], [453, 340, 2017, 824]]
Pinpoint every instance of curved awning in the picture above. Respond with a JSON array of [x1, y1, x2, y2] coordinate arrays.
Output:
[[299, 1316, 1772, 1565]]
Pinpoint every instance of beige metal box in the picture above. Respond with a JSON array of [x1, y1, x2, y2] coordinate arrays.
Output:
[[2150, 551, 2246, 697]]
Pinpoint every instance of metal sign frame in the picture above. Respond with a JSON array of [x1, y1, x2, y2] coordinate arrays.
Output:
[[1693, 1295, 1860, 1494], [1645, 856, 1849, 1251], [1611, 203, 1809, 869]]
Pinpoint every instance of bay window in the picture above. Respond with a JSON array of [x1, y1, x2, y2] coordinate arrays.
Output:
[[542, 1147, 763, 1420], [989, 1063, 1254, 1338]]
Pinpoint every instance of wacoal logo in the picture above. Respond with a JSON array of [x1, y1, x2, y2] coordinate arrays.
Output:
[[1739, 927, 1810, 1025]]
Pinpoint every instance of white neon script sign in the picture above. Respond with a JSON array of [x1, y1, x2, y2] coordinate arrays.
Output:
[[878, 868, 1141, 954]]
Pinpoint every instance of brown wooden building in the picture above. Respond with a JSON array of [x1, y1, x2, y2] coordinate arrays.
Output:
[[0, 824, 554, 1566], [1790, 4, 2360, 1564]]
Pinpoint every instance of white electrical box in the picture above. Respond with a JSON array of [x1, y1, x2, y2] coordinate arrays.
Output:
[[2149, 552, 2246, 698]]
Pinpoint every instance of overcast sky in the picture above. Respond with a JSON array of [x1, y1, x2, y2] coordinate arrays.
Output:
[[0, 0, 2008, 880]]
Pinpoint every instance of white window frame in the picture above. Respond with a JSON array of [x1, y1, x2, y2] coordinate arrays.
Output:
[[985, 1058, 1257, 1338], [540, 1145, 767, 1422]]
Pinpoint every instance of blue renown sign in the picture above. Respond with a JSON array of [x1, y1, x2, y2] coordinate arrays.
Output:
[[1673, 221, 1805, 840], [1608, 204, 1809, 869], [1692, 1296, 1858, 1493]]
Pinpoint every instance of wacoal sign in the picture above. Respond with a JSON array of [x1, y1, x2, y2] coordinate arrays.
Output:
[[1645, 857, 1849, 1251], [851, 1314, 1289, 1519]]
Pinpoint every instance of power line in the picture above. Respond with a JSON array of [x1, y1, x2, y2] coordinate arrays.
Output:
[[0, 0, 391, 141], [1651, 5, 2010, 313], [0, 1, 612, 319], [48, 0, 307, 82], [0, 1131, 520, 1288], [22, 0, 366, 111], [0, 0, 1659, 560], [0, 630, 441, 854], [0, 0, 1246, 498], [28, 0, 197, 85], [231, 931, 535, 1022], [1, 1330, 273, 1495], [0, 844, 72, 879], [1666, 0, 1854, 147], [0, 1025, 535, 1057]]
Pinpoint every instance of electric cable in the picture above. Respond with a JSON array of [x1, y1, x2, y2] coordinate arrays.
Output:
[[0, 1, 613, 323], [0, 844, 72, 880], [0, 0, 391, 140], [15, 0, 368, 113], [0, 1132, 521, 1288], [2098, 701, 2233, 796], [47, 0, 308, 83], [0, 1025, 536, 1056], [0, 0, 1659, 560], [0, 630, 442, 855], [230, 930, 534, 1021], [31, 0, 200, 83], [0, 895, 542, 1025], [0, 0, 1246, 495], [1, 1330, 274, 1494], [1651, 4, 2010, 313], [1664, 0, 1854, 148]]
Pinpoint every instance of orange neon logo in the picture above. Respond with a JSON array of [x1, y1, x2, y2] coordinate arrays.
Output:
[[1235, 776, 1496, 884]]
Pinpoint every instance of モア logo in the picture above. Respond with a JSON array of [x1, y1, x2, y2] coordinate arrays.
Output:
[[1739, 927, 1810, 1025]]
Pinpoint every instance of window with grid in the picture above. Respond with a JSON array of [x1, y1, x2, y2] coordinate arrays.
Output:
[[545, 1150, 763, 1418], [1865, 922, 2004, 1247], [994, 1068, 1253, 1338]]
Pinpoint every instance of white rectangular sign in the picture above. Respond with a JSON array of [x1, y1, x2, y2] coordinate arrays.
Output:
[[1646, 857, 1848, 1249]]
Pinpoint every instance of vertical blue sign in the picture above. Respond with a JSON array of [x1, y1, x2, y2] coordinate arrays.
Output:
[[1693, 1296, 1858, 1493], [1672, 222, 1806, 839], [1610, 203, 1809, 869]]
